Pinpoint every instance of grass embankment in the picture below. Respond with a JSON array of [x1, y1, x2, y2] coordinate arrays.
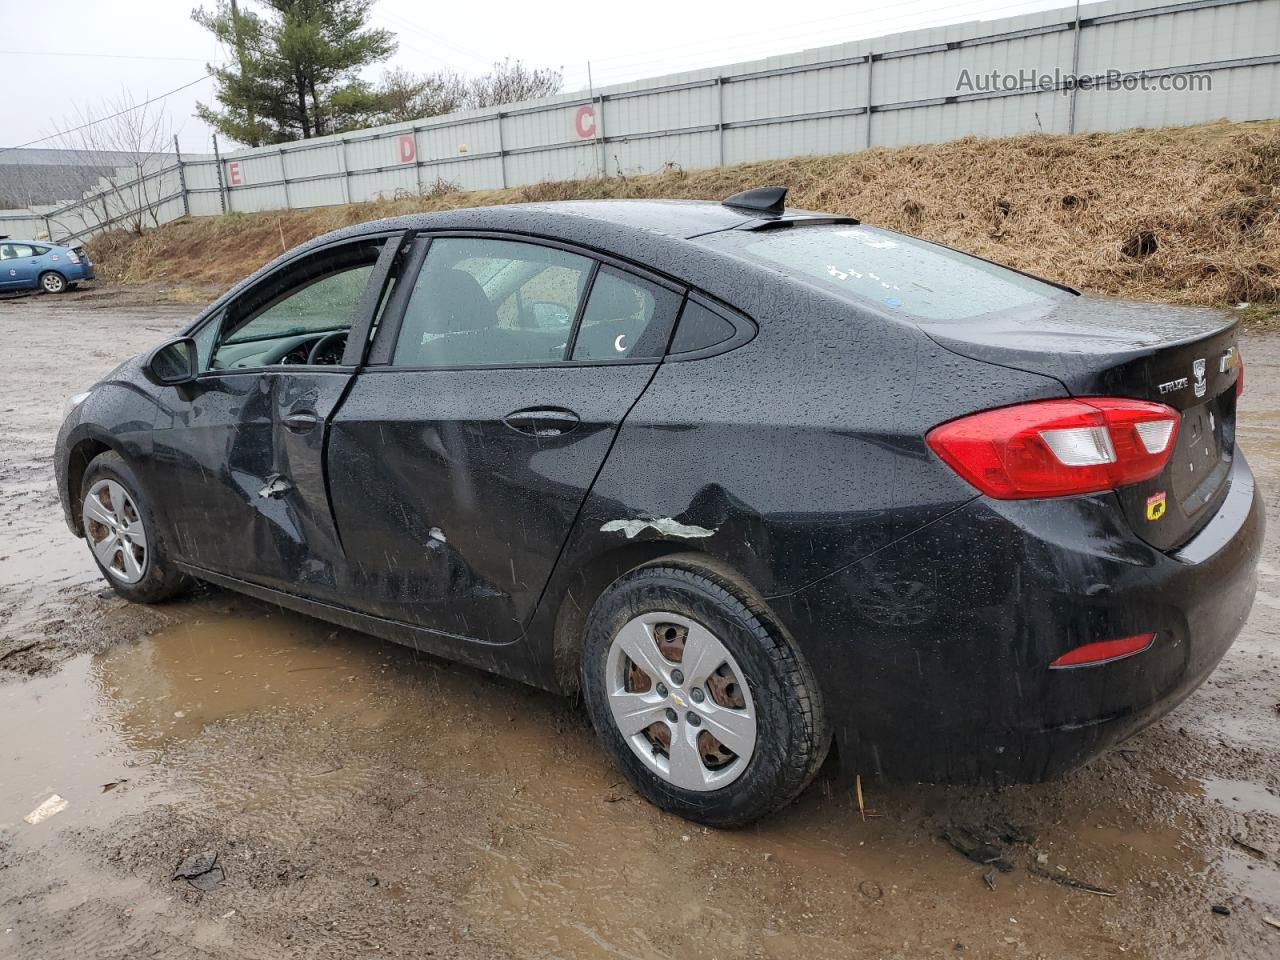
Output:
[[89, 120, 1280, 328]]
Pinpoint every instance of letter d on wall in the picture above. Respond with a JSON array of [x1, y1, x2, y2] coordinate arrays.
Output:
[[398, 134, 416, 164]]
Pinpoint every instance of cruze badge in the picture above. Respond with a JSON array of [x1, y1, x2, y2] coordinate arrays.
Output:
[[1192, 358, 1207, 398], [1158, 376, 1188, 395]]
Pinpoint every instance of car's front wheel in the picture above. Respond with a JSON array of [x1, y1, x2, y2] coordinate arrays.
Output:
[[582, 558, 830, 827], [39, 271, 67, 294], [80, 451, 189, 603]]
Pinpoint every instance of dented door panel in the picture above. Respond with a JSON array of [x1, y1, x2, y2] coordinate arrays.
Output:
[[326, 364, 658, 644], [152, 371, 280, 579], [151, 370, 356, 590], [261, 370, 354, 598]]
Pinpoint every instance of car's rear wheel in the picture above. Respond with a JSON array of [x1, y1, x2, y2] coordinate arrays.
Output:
[[581, 558, 830, 827], [80, 452, 189, 603], [39, 271, 67, 294]]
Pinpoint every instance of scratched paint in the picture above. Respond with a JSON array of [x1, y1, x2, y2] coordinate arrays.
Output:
[[600, 518, 716, 539]]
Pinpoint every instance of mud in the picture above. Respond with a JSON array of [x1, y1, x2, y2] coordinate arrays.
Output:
[[1, 288, 1279, 959]]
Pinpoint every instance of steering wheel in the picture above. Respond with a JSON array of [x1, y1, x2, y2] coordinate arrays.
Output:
[[307, 331, 348, 365]]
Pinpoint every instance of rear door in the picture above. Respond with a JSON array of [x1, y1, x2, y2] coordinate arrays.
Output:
[[328, 233, 683, 643]]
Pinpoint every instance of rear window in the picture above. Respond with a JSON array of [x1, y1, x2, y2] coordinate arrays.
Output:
[[705, 225, 1066, 321]]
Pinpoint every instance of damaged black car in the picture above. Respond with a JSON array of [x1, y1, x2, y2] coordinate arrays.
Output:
[[56, 188, 1263, 826]]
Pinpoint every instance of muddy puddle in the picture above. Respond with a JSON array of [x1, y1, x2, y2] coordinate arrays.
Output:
[[1, 596, 1277, 959]]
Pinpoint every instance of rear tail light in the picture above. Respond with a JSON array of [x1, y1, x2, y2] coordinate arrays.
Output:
[[1049, 632, 1155, 668], [66, 251, 80, 264], [926, 398, 1180, 499], [1237, 355, 1244, 397]]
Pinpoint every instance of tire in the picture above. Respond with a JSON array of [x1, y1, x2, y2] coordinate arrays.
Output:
[[39, 271, 67, 294], [79, 451, 189, 603], [581, 558, 831, 827]]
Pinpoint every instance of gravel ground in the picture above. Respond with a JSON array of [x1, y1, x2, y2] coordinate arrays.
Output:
[[1, 287, 1278, 960]]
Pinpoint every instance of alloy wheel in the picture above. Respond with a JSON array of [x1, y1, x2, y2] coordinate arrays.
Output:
[[41, 273, 65, 293], [83, 478, 148, 583], [606, 611, 757, 791]]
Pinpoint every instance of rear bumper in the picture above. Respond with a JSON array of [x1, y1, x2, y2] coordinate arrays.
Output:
[[772, 452, 1264, 785]]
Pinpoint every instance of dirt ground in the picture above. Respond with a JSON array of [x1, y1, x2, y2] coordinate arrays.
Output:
[[1, 286, 1278, 960]]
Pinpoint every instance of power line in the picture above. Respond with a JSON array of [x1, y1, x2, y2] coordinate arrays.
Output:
[[0, 75, 214, 159], [0, 49, 214, 63]]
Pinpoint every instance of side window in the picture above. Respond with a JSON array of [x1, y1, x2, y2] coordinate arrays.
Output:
[[210, 240, 384, 370], [392, 237, 592, 368], [31, 245, 49, 256], [570, 267, 681, 361], [191, 312, 222, 371], [1, 244, 34, 259], [0, 244, 14, 261], [669, 300, 737, 354]]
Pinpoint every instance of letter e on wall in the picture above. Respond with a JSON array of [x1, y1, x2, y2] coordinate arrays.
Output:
[[226, 161, 242, 186]]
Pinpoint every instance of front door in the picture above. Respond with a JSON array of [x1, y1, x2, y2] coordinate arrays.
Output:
[[328, 234, 684, 643], [0, 242, 38, 288], [150, 236, 399, 592]]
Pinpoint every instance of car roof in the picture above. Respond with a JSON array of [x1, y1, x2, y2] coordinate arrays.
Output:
[[320, 198, 845, 247], [1, 238, 70, 249], [200, 197, 857, 328]]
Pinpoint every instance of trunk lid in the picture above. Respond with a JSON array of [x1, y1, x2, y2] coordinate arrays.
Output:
[[920, 296, 1241, 551]]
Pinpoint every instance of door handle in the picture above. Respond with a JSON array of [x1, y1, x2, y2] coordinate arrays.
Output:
[[282, 410, 320, 433], [502, 407, 580, 437]]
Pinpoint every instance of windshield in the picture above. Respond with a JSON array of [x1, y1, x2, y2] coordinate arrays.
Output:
[[704, 224, 1068, 321]]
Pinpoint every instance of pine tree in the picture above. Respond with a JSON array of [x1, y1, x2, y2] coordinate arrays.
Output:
[[193, 0, 396, 145]]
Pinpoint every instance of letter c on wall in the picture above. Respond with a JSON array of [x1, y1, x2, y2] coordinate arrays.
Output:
[[575, 105, 596, 139]]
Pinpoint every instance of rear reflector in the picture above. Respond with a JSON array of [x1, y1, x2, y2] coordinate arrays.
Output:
[[926, 398, 1180, 499], [1049, 633, 1155, 669], [1237, 355, 1245, 397]]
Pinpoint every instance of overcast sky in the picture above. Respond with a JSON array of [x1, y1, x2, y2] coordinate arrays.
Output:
[[1, 0, 1073, 155]]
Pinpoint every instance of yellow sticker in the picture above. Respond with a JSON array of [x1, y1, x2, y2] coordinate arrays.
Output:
[[1146, 491, 1167, 521]]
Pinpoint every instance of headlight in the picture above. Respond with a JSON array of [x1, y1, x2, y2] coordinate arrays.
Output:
[[62, 391, 91, 421]]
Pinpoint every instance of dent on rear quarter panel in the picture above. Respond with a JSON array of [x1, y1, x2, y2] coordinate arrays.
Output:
[[526, 269, 1066, 692], [569, 279, 1067, 597]]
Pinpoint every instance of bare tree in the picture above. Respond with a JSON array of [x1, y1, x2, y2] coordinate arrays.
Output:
[[465, 59, 563, 109], [337, 58, 565, 129], [43, 90, 175, 240]]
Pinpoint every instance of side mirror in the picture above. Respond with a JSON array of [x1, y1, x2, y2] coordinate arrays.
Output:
[[144, 336, 198, 386]]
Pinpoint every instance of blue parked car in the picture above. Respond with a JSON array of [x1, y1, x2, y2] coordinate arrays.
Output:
[[0, 236, 95, 293]]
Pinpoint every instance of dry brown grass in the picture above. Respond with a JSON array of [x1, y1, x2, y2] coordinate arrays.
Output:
[[90, 120, 1280, 312]]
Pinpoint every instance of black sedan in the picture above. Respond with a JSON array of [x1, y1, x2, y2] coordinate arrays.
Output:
[[56, 188, 1263, 826]]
